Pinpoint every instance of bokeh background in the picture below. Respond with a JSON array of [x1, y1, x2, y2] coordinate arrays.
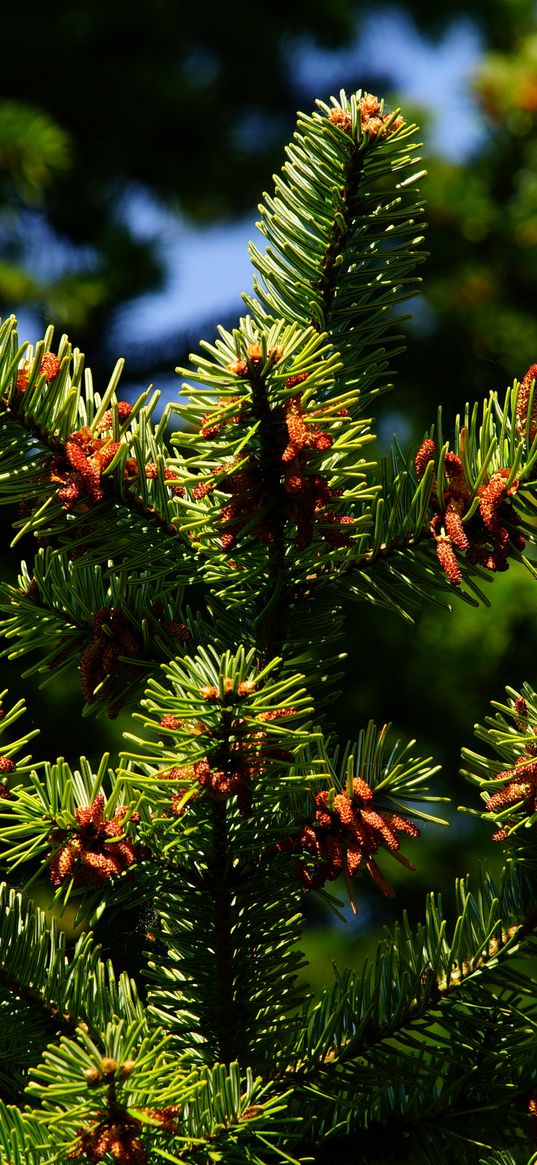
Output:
[[2, 0, 537, 985]]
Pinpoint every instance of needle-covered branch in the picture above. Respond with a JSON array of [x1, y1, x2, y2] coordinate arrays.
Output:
[[1, 86, 537, 1165]]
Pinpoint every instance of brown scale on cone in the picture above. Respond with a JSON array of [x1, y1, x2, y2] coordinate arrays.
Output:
[[432, 528, 463, 585], [159, 714, 182, 730], [415, 438, 436, 481], [161, 620, 192, 642], [147, 605, 192, 644], [512, 695, 537, 749], [444, 499, 469, 552], [48, 795, 141, 887], [0, 757, 16, 775], [228, 358, 248, 376], [516, 363, 537, 441], [359, 93, 404, 138], [283, 778, 420, 909], [514, 696, 529, 725], [258, 707, 295, 722], [39, 352, 61, 382], [478, 470, 518, 536], [145, 1105, 181, 1134], [192, 479, 215, 500]]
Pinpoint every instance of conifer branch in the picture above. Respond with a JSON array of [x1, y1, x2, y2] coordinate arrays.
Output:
[[2, 86, 537, 1165]]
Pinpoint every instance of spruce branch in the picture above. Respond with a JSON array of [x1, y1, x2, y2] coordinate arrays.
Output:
[[462, 680, 537, 849], [0, 551, 195, 718], [245, 91, 426, 403], [0, 317, 194, 582], [0, 883, 144, 1085], [326, 373, 537, 620], [2, 85, 537, 1165], [286, 862, 537, 1159]]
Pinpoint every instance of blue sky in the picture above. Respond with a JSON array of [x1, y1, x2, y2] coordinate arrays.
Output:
[[112, 9, 485, 350], [16, 8, 486, 360]]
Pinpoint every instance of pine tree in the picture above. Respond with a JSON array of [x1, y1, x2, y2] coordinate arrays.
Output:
[[0, 88, 537, 1165]]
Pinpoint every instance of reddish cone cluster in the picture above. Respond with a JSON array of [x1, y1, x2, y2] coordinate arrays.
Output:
[[214, 383, 352, 550], [0, 756, 13, 802], [281, 388, 352, 550], [329, 94, 403, 139], [516, 363, 537, 441], [79, 607, 142, 713], [160, 714, 182, 730], [281, 779, 420, 902], [188, 723, 291, 817], [197, 344, 283, 441], [282, 391, 333, 461], [486, 756, 537, 841], [214, 463, 273, 550], [192, 350, 352, 550], [193, 755, 253, 817], [16, 351, 61, 394], [48, 410, 183, 512], [513, 695, 535, 737], [48, 795, 141, 887], [69, 1104, 180, 1163], [69, 1114, 146, 1163], [164, 700, 295, 819], [415, 439, 524, 585], [50, 426, 122, 509]]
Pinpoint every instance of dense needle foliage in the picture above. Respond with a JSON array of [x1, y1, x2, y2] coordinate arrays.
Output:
[[0, 89, 537, 1164]]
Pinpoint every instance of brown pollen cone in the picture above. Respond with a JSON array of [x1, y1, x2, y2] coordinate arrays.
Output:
[[68, 1113, 146, 1163], [516, 363, 537, 441], [48, 795, 140, 887], [291, 778, 420, 909], [487, 755, 537, 839]]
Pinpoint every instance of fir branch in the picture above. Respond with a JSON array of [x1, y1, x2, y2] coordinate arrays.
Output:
[[286, 861, 537, 1080], [0, 884, 144, 1047], [324, 376, 537, 619], [0, 551, 195, 718], [245, 90, 426, 402], [0, 317, 195, 582]]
